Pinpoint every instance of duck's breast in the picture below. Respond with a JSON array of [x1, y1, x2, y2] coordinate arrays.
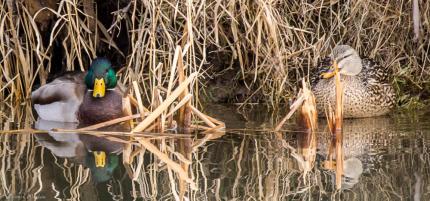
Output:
[[78, 88, 124, 126]]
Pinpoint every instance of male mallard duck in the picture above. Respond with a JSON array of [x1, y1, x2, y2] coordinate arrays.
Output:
[[31, 58, 125, 125], [311, 45, 396, 118], [32, 58, 126, 171]]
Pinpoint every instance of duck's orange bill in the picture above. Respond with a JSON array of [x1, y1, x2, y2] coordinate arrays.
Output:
[[94, 151, 106, 168], [320, 60, 339, 79], [321, 71, 336, 79], [93, 78, 106, 98]]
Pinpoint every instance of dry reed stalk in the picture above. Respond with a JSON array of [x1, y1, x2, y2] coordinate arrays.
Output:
[[335, 132, 344, 190], [189, 105, 226, 131], [178, 138, 192, 199], [165, 94, 193, 118], [202, 124, 225, 134], [136, 138, 193, 184], [132, 72, 197, 133], [189, 124, 212, 131], [176, 45, 192, 131], [152, 89, 164, 132], [122, 96, 134, 129], [133, 81, 146, 119], [202, 114, 225, 127], [0, 129, 46, 134], [189, 105, 216, 128], [45, 129, 193, 138], [299, 79, 318, 131], [175, 44, 192, 197], [192, 131, 226, 151], [76, 114, 141, 131], [122, 95, 134, 174], [334, 63, 344, 132], [165, 46, 180, 129], [325, 62, 344, 190], [295, 80, 318, 179], [275, 79, 317, 131], [127, 94, 149, 112]]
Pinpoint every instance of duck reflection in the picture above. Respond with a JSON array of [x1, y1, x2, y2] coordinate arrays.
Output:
[[295, 116, 396, 189], [312, 117, 396, 189], [34, 119, 124, 183]]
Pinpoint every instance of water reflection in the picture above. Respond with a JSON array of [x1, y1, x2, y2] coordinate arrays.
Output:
[[0, 105, 429, 200], [194, 106, 430, 200], [35, 119, 123, 183]]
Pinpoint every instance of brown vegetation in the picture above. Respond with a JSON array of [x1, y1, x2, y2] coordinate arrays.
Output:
[[1, 0, 429, 106]]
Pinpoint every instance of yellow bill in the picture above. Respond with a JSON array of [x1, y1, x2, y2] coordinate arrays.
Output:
[[93, 78, 106, 98], [94, 151, 106, 168], [321, 71, 336, 79], [320, 60, 339, 79]]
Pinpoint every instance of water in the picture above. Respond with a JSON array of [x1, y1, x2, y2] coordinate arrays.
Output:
[[0, 104, 429, 200]]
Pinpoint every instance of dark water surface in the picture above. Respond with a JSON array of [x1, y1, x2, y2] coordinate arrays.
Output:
[[0, 104, 429, 200]]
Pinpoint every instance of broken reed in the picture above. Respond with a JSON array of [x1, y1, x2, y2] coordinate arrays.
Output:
[[275, 79, 317, 132]]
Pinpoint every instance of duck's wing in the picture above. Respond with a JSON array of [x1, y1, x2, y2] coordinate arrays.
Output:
[[360, 58, 392, 85], [310, 57, 332, 86], [31, 72, 86, 122], [360, 58, 396, 107]]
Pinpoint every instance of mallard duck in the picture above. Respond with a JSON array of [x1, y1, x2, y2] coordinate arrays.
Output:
[[311, 45, 396, 118], [32, 58, 126, 173], [31, 58, 125, 125]]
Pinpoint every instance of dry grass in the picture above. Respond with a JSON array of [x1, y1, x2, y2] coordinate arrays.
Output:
[[1, 0, 429, 107]]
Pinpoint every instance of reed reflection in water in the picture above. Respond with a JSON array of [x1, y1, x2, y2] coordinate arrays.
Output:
[[0, 105, 429, 200]]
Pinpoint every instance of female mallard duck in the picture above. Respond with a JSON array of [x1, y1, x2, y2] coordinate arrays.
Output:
[[311, 45, 396, 118], [31, 58, 125, 125]]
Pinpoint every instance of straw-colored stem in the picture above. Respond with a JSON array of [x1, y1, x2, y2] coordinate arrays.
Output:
[[77, 114, 141, 131], [136, 138, 193, 184], [189, 105, 216, 128], [334, 62, 343, 131], [132, 72, 197, 133]]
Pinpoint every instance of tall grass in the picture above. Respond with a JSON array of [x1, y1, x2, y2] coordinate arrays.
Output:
[[0, 0, 429, 106]]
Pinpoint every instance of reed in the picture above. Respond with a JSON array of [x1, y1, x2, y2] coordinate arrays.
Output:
[[275, 79, 317, 132], [1, 1, 429, 107], [324, 62, 344, 190]]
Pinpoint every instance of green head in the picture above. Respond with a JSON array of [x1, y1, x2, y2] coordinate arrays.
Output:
[[86, 151, 119, 183], [84, 58, 117, 98]]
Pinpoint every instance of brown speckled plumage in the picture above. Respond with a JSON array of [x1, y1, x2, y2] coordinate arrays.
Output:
[[312, 57, 396, 118]]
